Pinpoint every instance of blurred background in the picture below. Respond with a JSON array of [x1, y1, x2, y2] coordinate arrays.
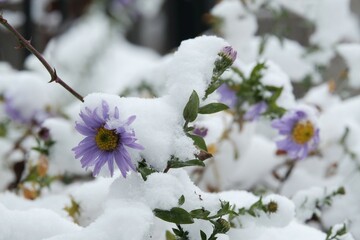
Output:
[[0, 0, 360, 70]]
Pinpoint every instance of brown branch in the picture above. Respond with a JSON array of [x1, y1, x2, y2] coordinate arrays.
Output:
[[0, 15, 84, 102]]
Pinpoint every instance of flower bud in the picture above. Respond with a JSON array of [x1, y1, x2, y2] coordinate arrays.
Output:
[[219, 46, 237, 63], [216, 218, 231, 233], [266, 201, 278, 213], [22, 187, 38, 200]]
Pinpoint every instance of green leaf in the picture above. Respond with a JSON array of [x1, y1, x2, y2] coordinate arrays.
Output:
[[188, 134, 208, 151], [198, 103, 229, 114], [190, 208, 211, 219], [0, 122, 7, 137], [166, 231, 176, 240], [249, 62, 267, 83], [137, 160, 157, 181], [178, 195, 185, 206], [200, 230, 207, 240], [204, 80, 225, 98], [183, 90, 199, 122], [168, 159, 205, 169], [154, 207, 194, 224]]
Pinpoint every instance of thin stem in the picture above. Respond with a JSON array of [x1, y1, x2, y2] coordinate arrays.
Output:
[[0, 15, 84, 102]]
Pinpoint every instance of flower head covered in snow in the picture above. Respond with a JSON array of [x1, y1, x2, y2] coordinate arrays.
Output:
[[271, 109, 319, 160], [72, 100, 144, 177]]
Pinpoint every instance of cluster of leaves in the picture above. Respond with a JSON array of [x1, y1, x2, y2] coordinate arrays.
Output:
[[325, 224, 348, 240], [227, 62, 286, 119], [18, 156, 58, 200], [183, 90, 228, 150], [32, 136, 55, 156], [156, 195, 278, 240], [316, 187, 346, 209], [156, 197, 232, 240]]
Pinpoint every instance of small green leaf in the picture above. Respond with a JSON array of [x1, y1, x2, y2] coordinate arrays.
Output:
[[204, 80, 225, 98], [198, 103, 229, 114], [154, 207, 194, 224], [188, 134, 208, 151], [173, 228, 182, 236], [168, 159, 205, 169], [190, 208, 211, 219], [166, 231, 176, 240], [0, 122, 7, 137], [200, 230, 207, 240], [137, 160, 157, 181], [178, 195, 185, 206], [183, 90, 200, 122]]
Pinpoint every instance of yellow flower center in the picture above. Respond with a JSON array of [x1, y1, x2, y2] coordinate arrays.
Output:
[[292, 121, 314, 144], [95, 127, 119, 151]]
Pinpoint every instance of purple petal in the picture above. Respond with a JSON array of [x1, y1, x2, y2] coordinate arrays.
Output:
[[93, 153, 109, 176], [114, 107, 119, 119], [114, 149, 128, 177], [102, 100, 110, 120], [75, 123, 96, 136], [125, 115, 136, 126]]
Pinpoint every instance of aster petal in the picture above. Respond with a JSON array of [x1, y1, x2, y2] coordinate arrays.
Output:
[[120, 146, 136, 171], [298, 144, 309, 160], [276, 137, 293, 150], [125, 115, 136, 126], [125, 142, 145, 150], [77, 135, 96, 147], [73, 142, 97, 159], [217, 84, 237, 108], [79, 146, 101, 167], [92, 108, 105, 124], [114, 149, 129, 177], [108, 156, 115, 177], [244, 102, 267, 121], [102, 100, 110, 120], [79, 112, 101, 128], [93, 152, 109, 176], [114, 107, 119, 119], [75, 123, 96, 136]]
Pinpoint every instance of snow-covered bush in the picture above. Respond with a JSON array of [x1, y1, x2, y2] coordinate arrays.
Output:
[[0, 0, 359, 239]]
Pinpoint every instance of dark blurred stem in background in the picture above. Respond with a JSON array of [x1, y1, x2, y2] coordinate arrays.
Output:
[[23, 0, 32, 59]]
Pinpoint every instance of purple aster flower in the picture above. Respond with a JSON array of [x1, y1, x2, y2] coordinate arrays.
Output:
[[243, 101, 268, 121], [4, 97, 28, 124], [217, 84, 237, 108], [193, 126, 208, 138], [4, 96, 48, 125], [219, 46, 237, 63], [72, 100, 144, 177], [271, 110, 319, 160]]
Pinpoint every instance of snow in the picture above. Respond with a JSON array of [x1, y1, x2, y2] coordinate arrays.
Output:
[[42, 118, 84, 175], [337, 44, 360, 88], [1, 1, 360, 239], [227, 220, 325, 240], [0, 203, 81, 240]]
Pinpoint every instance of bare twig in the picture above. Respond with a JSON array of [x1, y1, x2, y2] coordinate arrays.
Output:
[[0, 15, 84, 102]]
